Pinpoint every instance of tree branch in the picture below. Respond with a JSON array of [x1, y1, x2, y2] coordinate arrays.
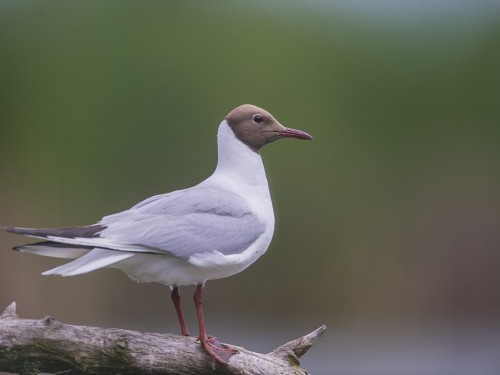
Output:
[[0, 302, 326, 375]]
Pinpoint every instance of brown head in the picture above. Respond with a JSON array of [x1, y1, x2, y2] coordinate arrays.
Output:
[[225, 104, 313, 152]]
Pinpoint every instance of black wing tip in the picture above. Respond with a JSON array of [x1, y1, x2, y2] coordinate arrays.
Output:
[[2, 224, 105, 239], [2, 226, 20, 234], [2, 226, 52, 238]]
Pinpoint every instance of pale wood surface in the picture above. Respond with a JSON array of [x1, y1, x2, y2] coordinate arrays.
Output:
[[0, 302, 326, 375]]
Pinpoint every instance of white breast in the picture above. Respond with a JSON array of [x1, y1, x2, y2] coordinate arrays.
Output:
[[113, 120, 276, 286]]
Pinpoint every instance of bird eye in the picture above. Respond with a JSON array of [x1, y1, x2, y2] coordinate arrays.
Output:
[[252, 114, 264, 124]]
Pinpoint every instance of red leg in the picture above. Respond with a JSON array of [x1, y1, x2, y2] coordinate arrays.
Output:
[[194, 283, 238, 364], [171, 285, 190, 336]]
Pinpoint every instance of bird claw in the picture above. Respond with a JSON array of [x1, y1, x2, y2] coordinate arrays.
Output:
[[198, 336, 238, 364]]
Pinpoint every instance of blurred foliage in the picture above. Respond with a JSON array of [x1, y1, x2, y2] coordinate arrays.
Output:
[[1, 2, 500, 364]]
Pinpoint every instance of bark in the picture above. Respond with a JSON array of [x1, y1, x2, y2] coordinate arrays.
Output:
[[0, 302, 326, 375]]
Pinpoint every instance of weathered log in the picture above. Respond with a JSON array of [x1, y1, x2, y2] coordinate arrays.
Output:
[[0, 302, 325, 375]]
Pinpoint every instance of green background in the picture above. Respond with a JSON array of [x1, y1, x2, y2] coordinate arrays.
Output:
[[1, 2, 500, 374]]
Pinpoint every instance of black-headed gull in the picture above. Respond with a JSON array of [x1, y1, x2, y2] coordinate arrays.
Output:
[[4, 104, 313, 364]]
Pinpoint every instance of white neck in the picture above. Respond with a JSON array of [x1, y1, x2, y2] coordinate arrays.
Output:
[[208, 120, 270, 194]]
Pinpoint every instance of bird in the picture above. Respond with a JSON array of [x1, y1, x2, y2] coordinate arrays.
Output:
[[3, 104, 313, 364]]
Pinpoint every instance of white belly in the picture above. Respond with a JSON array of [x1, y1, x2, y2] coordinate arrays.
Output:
[[114, 226, 273, 286]]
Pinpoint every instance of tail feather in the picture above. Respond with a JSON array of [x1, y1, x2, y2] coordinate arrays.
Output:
[[3, 225, 154, 277], [42, 248, 134, 277], [15, 241, 91, 259]]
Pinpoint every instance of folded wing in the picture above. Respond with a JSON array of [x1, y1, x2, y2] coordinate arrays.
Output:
[[5, 186, 266, 263], [100, 186, 266, 258]]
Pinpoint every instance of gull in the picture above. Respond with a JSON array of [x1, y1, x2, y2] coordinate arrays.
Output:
[[3, 104, 313, 364]]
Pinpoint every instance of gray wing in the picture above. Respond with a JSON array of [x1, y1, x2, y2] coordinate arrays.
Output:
[[99, 187, 266, 258]]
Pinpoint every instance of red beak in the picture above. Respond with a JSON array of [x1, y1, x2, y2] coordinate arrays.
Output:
[[278, 127, 314, 141]]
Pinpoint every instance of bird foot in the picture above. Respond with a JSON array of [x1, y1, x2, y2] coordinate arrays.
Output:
[[198, 336, 238, 364]]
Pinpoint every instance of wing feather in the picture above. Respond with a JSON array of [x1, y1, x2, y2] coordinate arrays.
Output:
[[100, 187, 266, 258], [5, 186, 267, 260]]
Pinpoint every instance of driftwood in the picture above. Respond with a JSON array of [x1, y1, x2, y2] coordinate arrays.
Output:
[[0, 302, 326, 375]]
